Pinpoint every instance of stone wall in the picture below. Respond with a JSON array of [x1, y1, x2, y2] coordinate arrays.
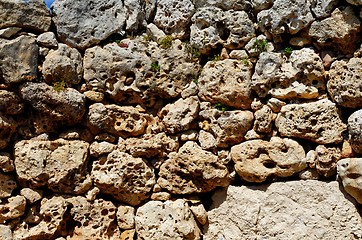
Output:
[[0, 0, 362, 239]]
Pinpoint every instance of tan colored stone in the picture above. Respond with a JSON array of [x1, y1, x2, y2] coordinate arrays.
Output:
[[150, 192, 171, 201], [337, 158, 362, 204], [190, 204, 208, 225], [117, 205, 135, 230], [0, 173, 17, 199], [0, 224, 12, 240], [0, 90, 24, 115], [0, 152, 14, 173], [89, 141, 117, 157], [0, 196, 26, 223], [315, 145, 341, 177], [20, 188, 42, 204], [253, 105, 273, 133]]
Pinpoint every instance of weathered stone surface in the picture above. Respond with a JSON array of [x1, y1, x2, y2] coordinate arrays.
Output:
[[348, 110, 362, 154], [117, 205, 135, 230], [310, 0, 339, 18], [36, 32, 58, 48], [135, 199, 201, 240], [0, 0, 51, 32], [0, 90, 24, 115], [252, 48, 325, 99], [231, 137, 306, 182], [87, 103, 149, 138], [275, 99, 346, 144], [0, 27, 21, 38], [159, 96, 199, 134], [347, 0, 362, 5], [158, 141, 230, 194], [154, 0, 195, 39], [327, 58, 362, 108], [92, 150, 155, 206], [253, 105, 273, 133], [0, 196, 26, 223], [309, 7, 361, 54], [52, 0, 126, 49], [205, 180, 362, 239], [193, 0, 252, 10], [14, 139, 91, 194], [124, 0, 146, 33], [0, 173, 17, 199], [337, 158, 362, 204], [42, 43, 83, 85], [0, 114, 16, 150], [199, 108, 254, 148], [20, 188, 43, 204], [66, 196, 120, 239], [89, 141, 117, 157], [0, 35, 38, 84], [0, 153, 14, 173], [118, 133, 179, 158], [198, 59, 253, 109], [257, 0, 314, 42], [314, 145, 341, 177], [0, 224, 12, 240], [13, 196, 68, 239], [20, 82, 86, 127]]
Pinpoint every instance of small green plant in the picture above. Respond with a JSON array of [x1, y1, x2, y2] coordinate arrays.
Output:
[[241, 58, 251, 66], [53, 80, 66, 92], [215, 102, 229, 112], [184, 42, 201, 60], [143, 35, 152, 41], [283, 46, 293, 56], [158, 35, 173, 49], [150, 62, 160, 72], [253, 39, 268, 53], [114, 39, 121, 44], [209, 54, 221, 62]]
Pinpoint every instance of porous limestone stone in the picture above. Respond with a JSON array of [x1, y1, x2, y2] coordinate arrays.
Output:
[[252, 48, 325, 99], [158, 141, 231, 194], [124, 0, 147, 33], [327, 58, 362, 108], [0, 173, 17, 199], [0, 90, 24, 115], [154, 0, 195, 39], [0, 27, 21, 38], [42, 43, 83, 85], [0, 224, 12, 240], [36, 32, 58, 48], [198, 59, 253, 109], [89, 141, 117, 157], [52, 0, 126, 49], [0, 196, 26, 223], [337, 158, 362, 204], [0, 114, 16, 150], [275, 99, 346, 144], [190, 203, 208, 225], [309, 7, 361, 54], [0, 0, 51, 32], [135, 199, 201, 240], [253, 105, 273, 133], [91, 150, 155, 206], [117, 205, 135, 230], [231, 137, 306, 182], [118, 133, 179, 158], [348, 110, 362, 154], [159, 96, 199, 134], [14, 139, 91, 194], [314, 145, 341, 177], [0, 153, 14, 173], [66, 196, 120, 239], [310, 0, 339, 18], [347, 0, 362, 5], [199, 108, 254, 148], [20, 188, 43, 204], [0, 35, 38, 84], [193, 0, 252, 10], [87, 103, 149, 138], [205, 180, 362, 239]]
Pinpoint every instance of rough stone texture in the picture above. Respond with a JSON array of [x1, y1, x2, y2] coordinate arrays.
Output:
[[0, 224, 12, 240], [309, 7, 361, 54], [89, 141, 117, 157], [87, 103, 149, 138], [66, 196, 120, 239], [231, 137, 307, 182], [0, 35, 38, 84], [193, 0, 253, 10], [135, 199, 201, 240], [159, 96, 199, 134], [0, 173, 17, 199], [158, 141, 230, 194], [0, 0, 51, 32], [0, 153, 14, 173], [42, 44, 83, 85], [0, 114, 16, 150], [52, 0, 126, 49], [20, 188, 43, 204], [348, 110, 362, 154], [275, 99, 347, 144], [118, 133, 179, 158], [199, 108, 254, 148], [327, 58, 362, 108], [154, 0, 195, 39], [337, 158, 362, 204], [205, 181, 362, 239], [310, 0, 339, 18], [253, 105, 273, 133], [347, 0, 362, 5], [198, 59, 253, 109], [117, 205, 135, 230], [92, 150, 155, 206], [36, 32, 58, 48], [257, 0, 314, 42], [0, 90, 24, 115], [14, 139, 91, 194], [0, 196, 26, 223], [124, 0, 147, 33], [314, 145, 341, 178], [190, 203, 208, 225], [252, 48, 325, 99], [13, 196, 68, 240], [0, 27, 21, 39]]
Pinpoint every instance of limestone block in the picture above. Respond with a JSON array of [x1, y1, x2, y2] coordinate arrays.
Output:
[[0, 224, 12, 240], [124, 0, 147, 33], [193, 0, 252, 10], [198, 59, 253, 109], [89, 141, 117, 157], [0, 196, 26, 223], [275, 99, 346, 144], [92, 150, 155, 206], [0, 114, 16, 150], [0, 90, 24, 115], [190, 204, 208, 225], [14, 139, 91, 194], [309, 7, 361, 54], [315, 145, 341, 177], [159, 96, 199, 134], [117, 205, 135, 230], [310, 0, 339, 18], [0, 35, 38, 84], [20, 188, 43, 204], [0, 0, 51, 32], [36, 32, 58, 48], [0, 27, 21, 38], [154, 0, 195, 39], [253, 105, 273, 133], [231, 137, 307, 182], [0, 173, 17, 199], [158, 141, 231, 194], [87, 103, 149, 138], [135, 200, 201, 240], [0, 153, 14, 173], [204, 181, 362, 239], [347, 0, 362, 5], [52, 0, 126, 49], [327, 58, 362, 108], [348, 110, 362, 154], [337, 158, 362, 204], [42, 43, 83, 85]]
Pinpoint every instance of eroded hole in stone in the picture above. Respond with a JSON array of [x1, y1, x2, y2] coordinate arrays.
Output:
[[347, 173, 360, 179], [101, 209, 108, 216], [263, 161, 277, 169]]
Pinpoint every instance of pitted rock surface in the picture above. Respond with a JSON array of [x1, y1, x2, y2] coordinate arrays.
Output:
[[0, 153, 14, 173], [314, 145, 341, 178], [0, 173, 17, 199], [348, 109, 362, 154], [0, 90, 24, 115], [0, 114, 16, 150], [337, 158, 362, 204], [0, 196, 26, 223]]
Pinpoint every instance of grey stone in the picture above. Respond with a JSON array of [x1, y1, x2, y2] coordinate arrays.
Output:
[[337, 158, 362, 204], [348, 110, 362, 154], [36, 32, 58, 48], [0, 90, 24, 115], [0, 27, 21, 38]]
